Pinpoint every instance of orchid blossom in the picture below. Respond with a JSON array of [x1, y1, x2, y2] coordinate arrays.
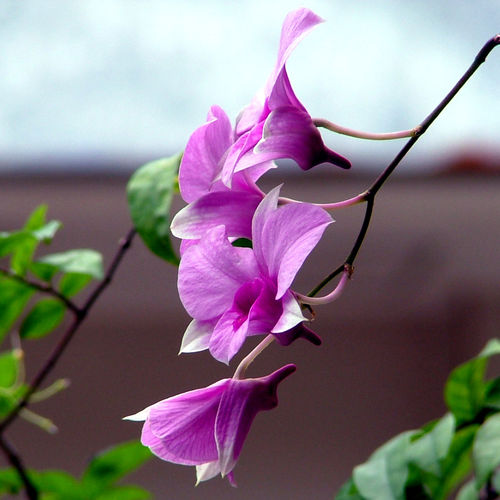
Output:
[[177, 186, 332, 363], [124, 364, 296, 486], [171, 8, 350, 243]]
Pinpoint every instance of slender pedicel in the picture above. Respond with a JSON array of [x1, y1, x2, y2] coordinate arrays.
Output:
[[279, 191, 366, 210], [314, 118, 420, 140], [233, 335, 275, 380], [297, 266, 351, 306]]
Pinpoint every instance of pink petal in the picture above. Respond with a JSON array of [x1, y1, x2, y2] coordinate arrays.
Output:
[[236, 8, 323, 135], [179, 105, 233, 203], [252, 186, 332, 299], [178, 226, 259, 320], [209, 309, 250, 364], [272, 290, 305, 332], [142, 379, 229, 465], [171, 190, 262, 241], [215, 364, 296, 476]]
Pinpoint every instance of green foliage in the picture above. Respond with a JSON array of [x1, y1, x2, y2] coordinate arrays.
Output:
[[127, 153, 181, 266], [0, 205, 61, 277], [336, 339, 500, 500], [473, 413, 500, 489], [58, 273, 92, 298], [20, 299, 66, 340], [0, 440, 151, 499], [0, 278, 34, 343], [33, 249, 103, 281]]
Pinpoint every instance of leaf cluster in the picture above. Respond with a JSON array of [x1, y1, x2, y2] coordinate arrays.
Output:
[[336, 339, 500, 499], [0, 440, 151, 499]]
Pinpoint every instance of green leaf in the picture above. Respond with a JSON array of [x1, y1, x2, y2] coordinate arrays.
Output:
[[58, 273, 92, 298], [127, 154, 181, 266], [10, 206, 61, 276], [34, 250, 103, 280], [484, 378, 500, 410], [0, 350, 20, 388], [473, 413, 500, 489], [0, 278, 34, 342], [82, 441, 151, 493], [95, 485, 151, 500], [0, 384, 27, 419], [32, 470, 82, 499], [407, 413, 455, 476], [0, 468, 23, 496], [455, 480, 478, 500], [20, 298, 66, 340], [445, 339, 500, 425], [424, 424, 478, 500], [0, 232, 35, 259], [353, 431, 415, 500], [335, 478, 364, 499]]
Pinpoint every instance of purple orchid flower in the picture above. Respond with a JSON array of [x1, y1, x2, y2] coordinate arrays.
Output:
[[124, 363, 296, 486], [220, 7, 350, 186], [177, 185, 331, 363], [172, 8, 349, 243]]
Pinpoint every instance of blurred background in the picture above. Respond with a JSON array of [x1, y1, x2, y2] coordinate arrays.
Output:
[[1, 1, 499, 498]]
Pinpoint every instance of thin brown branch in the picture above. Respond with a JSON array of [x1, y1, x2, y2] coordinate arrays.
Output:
[[0, 435, 38, 500], [0, 267, 80, 315], [310, 34, 499, 297], [0, 228, 136, 434]]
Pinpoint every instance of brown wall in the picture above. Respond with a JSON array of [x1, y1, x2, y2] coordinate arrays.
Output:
[[1, 171, 499, 499]]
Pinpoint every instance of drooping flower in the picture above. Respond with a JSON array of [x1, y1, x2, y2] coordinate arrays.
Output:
[[177, 186, 332, 363], [124, 363, 296, 486]]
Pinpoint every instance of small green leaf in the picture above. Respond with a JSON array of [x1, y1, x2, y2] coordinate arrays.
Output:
[[20, 299, 66, 340], [0, 351, 20, 388], [335, 478, 364, 499], [35, 250, 103, 280], [408, 413, 455, 476], [9, 206, 61, 276], [0, 278, 34, 342], [473, 413, 500, 489], [58, 273, 92, 297], [353, 431, 415, 500], [82, 440, 151, 493], [127, 154, 181, 266], [0, 468, 23, 495], [32, 470, 82, 499], [0, 232, 35, 259], [95, 485, 151, 500], [25, 205, 48, 230], [431, 424, 478, 499], [445, 339, 500, 425]]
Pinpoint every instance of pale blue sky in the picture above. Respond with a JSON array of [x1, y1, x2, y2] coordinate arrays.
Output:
[[0, 1, 498, 171]]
